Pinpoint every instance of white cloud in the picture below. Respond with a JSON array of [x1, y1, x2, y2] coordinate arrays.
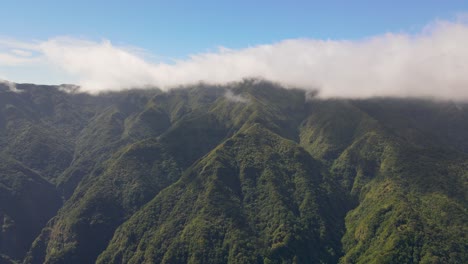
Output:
[[0, 53, 37, 66], [224, 90, 249, 103], [11, 49, 33, 57], [0, 18, 468, 99], [0, 79, 22, 93]]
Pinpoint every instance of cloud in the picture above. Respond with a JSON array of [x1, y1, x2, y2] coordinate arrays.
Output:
[[0, 79, 22, 93], [11, 49, 33, 57], [224, 90, 250, 103], [0, 18, 468, 100], [0, 53, 37, 66]]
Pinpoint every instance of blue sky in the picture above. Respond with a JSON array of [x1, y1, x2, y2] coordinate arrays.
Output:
[[2, 0, 467, 59]]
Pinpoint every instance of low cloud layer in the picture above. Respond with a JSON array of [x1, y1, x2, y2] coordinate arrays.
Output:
[[1, 18, 467, 99], [224, 90, 250, 103], [0, 79, 21, 93]]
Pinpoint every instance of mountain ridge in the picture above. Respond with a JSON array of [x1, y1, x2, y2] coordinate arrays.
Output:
[[0, 80, 466, 263]]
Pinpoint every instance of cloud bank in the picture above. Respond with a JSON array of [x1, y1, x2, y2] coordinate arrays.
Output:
[[0, 18, 467, 99]]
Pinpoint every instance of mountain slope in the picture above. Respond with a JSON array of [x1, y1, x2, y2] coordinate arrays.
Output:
[[97, 123, 341, 263], [0, 80, 466, 264]]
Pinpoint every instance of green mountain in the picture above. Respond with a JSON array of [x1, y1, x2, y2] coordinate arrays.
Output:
[[0, 80, 466, 264]]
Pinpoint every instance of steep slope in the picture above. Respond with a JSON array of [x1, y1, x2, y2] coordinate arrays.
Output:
[[24, 86, 237, 264], [0, 156, 61, 261], [24, 139, 182, 264], [0, 84, 161, 262], [0, 84, 88, 262], [335, 129, 467, 263], [300, 98, 468, 263], [0, 80, 466, 263], [98, 123, 340, 264]]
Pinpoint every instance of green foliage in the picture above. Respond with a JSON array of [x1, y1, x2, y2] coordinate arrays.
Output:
[[0, 80, 466, 263], [0, 155, 61, 262], [97, 124, 340, 263]]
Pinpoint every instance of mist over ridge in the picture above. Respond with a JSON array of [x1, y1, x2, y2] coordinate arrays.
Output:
[[1, 17, 468, 100]]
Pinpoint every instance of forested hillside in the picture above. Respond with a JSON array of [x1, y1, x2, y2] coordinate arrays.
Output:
[[0, 80, 466, 264]]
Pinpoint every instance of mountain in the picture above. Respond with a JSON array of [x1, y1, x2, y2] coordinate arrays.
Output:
[[0, 80, 466, 264]]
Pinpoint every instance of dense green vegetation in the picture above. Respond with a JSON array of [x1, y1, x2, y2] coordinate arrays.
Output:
[[0, 80, 466, 263]]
